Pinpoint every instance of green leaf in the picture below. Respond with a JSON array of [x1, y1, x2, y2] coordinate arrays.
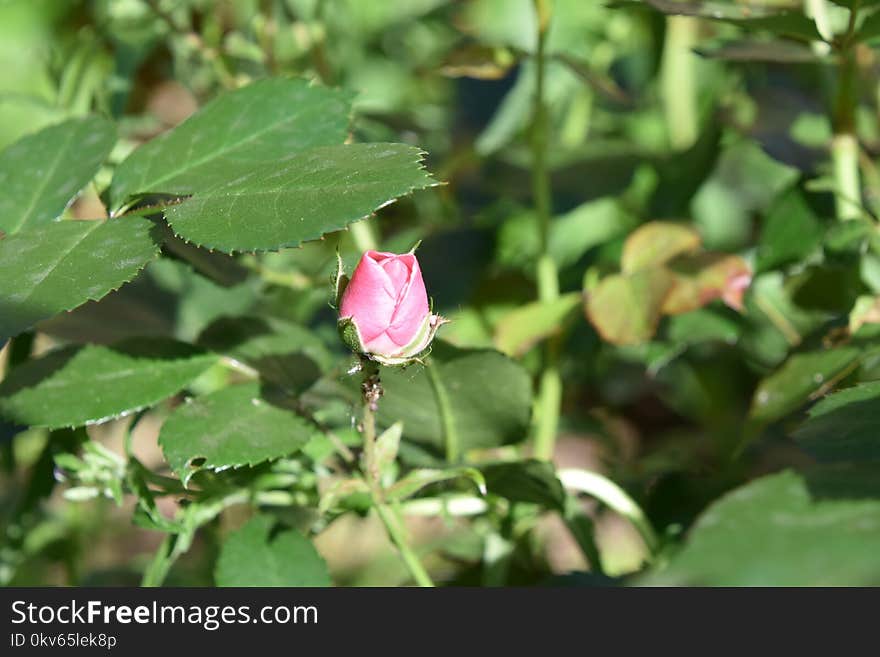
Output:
[[0, 218, 161, 341], [480, 459, 566, 511], [494, 292, 582, 357], [621, 222, 701, 273], [749, 348, 861, 423], [377, 343, 532, 451], [165, 143, 434, 253], [0, 116, 116, 234], [159, 382, 315, 486], [374, 422, 403, 475], [757, 188, 823, 272], [110, 78, 352, 208], [215, 513, 331, 587], [549, 198, 638, 268], [0, 339, 217, 429], [586, 269, 675, 346], [387, 467, 487, 502], [794, 382, 880, 463], [644, 471, 880, 585]]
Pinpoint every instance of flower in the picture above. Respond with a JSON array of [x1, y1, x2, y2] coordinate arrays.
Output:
[[337, 250, 445, 366]]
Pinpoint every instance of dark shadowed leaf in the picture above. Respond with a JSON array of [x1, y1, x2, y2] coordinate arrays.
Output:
[[480, 459, 566, 511], [794, 382, 880, 463]]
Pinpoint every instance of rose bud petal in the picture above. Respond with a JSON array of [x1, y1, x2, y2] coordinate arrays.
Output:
[[338, 250, 446, 365]]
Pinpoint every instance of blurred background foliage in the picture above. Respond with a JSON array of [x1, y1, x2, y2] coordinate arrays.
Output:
[[3, 0, 880, 586]]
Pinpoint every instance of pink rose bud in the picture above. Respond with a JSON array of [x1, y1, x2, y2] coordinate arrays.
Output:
[[337, 250, 445, 366]]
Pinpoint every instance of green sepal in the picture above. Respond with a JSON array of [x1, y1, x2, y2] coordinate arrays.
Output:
[[333, 249, 349, 309], [338, 316, 366, 355]]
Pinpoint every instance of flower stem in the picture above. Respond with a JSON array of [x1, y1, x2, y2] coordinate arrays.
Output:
[[374, 502, 434, 587], [350, 220, 378, 253], [660, 15, 699, 151], [832, 35, 862, 221], [360, 360, 435, 587], [531, 0, 562, 462]]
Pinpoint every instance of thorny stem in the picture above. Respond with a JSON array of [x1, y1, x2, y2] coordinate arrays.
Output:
[[359, 359, 435, 587], [531, 0, 562, 462]]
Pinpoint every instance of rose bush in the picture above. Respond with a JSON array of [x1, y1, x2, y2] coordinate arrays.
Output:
[[2, 0, 880, 589]]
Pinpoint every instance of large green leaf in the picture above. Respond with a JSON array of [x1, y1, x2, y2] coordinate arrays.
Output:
[[215, 513, 331, 587], [0, 116, 116, 234], [0, 218, 161, 341], [794, 382, 880, 463], [0, 339, 217, 428], [110, 78, 352, 208], [645, 471, 880, 585], [165, 143, 434, 252], [159, 382, 315, 486], [377, 344, 532, 451], [749, 348, 861, 423]]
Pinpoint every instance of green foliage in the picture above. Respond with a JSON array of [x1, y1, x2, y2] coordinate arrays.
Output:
[[0, 218, 160, 341], [378, 344, 533, 451], [215, 514, 331, 587], [794, 382, 880, 462], [166, 143, 434, 252], [110, 79, 352, 207], [0, 117, 115, 234], [4, 0, 880, 590], [749, 348, 861, 424], [0, 339, 217, 428], [647, 471, 880, 586], [159, 382, 315, 486]]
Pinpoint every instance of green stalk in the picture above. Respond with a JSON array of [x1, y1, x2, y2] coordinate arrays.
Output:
[[426, 358, 460, 462], [360, 362, 435, 587], [531, 0, 562, 462], [349, 220, 378, 253], [660, 15, 699, 151], [832, 43, 862, 221], [374, 503, 434, 588]]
